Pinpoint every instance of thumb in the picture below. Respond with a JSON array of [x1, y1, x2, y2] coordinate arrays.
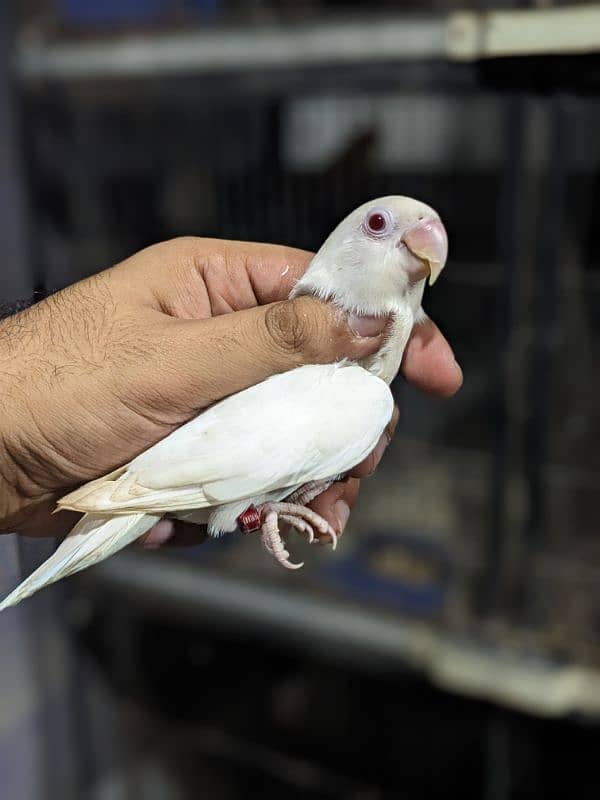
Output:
[[157, 296, 389, 410]]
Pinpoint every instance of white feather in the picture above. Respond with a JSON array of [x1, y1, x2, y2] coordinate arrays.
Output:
[[60, 363, 393, 514], [0, 512, 160, 610]]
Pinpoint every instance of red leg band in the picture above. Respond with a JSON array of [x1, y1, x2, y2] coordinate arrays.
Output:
[[237, 505, 262, 534]]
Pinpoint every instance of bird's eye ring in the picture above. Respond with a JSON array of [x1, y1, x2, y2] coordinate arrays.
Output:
[[363, 208, 393, 238]]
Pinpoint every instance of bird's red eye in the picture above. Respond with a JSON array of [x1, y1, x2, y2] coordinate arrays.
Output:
[[367, 212, 387, 233]]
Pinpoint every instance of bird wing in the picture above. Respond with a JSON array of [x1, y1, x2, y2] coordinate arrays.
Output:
[[58, 363, 393, 514], [0, 512, 160, 611]]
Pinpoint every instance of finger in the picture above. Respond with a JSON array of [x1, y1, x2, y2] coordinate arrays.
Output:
[[149, 297, 391, 411], [203, 240, 314, 305], [401, 317, 463, 397], [1, 497, 81, 539], [115, 238, 314, 316], [138, 519, 208, 549], [308, 477, 361, 537], [138, 519, 175, 549], [349, 405, 399, 478]]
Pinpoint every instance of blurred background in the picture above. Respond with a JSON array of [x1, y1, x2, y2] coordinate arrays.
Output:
[[1, 1, 600, 798]]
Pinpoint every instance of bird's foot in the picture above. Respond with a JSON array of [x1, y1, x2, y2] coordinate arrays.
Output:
[[285, 480, 333, 507], [237, 502, 337, 570]]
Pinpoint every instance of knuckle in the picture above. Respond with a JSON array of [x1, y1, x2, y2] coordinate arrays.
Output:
[[170, 235, 203, 250], [264, 300, 314, 356], [162, 236, 206, 270]]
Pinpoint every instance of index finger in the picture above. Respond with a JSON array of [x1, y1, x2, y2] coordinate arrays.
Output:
[[237, 241, 314, 304], [401, 317, 462, 397], [113, 238, 314, 316]]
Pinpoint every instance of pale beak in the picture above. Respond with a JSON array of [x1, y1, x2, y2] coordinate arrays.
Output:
[[401, 217, 448, 286]]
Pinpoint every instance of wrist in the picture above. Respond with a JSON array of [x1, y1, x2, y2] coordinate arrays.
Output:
[[0, 449, 28, 532], [0, 437, 57, 534], [0, 322, 39, 531]]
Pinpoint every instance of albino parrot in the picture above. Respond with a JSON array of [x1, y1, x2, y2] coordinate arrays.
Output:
[[0, 196, 448, 610]]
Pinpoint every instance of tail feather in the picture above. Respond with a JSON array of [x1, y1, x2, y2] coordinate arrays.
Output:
[[0, 511, 160, 611]]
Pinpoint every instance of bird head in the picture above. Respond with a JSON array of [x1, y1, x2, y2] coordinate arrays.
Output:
[[292, 196, 448, 317]]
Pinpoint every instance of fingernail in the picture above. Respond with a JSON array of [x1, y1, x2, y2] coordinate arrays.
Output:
[[349, 314, 388, 338], [139, 519, 174, 549], [334, 500, 350, 534]]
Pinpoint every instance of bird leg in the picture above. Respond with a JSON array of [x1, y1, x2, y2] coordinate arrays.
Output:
[[280, 513, 315, 544], [285, 480, 333, 507], [260, 509, 301, 569], [237, 501, 338, 570], [283, 480, 338, 546]]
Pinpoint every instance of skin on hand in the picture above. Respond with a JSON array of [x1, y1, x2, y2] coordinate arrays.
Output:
[[0, 237, 462, 544]]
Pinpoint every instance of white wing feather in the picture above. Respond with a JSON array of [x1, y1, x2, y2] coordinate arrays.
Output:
[[58, 363, 394, 515], [0, 512, 160, 610]]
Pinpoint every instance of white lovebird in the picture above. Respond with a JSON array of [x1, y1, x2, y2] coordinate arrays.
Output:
[[0, 196, 448, 610]]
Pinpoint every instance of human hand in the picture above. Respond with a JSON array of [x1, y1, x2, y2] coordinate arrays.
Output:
[[0, 237, 462, 543]]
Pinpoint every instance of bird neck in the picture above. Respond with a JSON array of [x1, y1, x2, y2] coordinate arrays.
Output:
[[358, 306, 416, 385]]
